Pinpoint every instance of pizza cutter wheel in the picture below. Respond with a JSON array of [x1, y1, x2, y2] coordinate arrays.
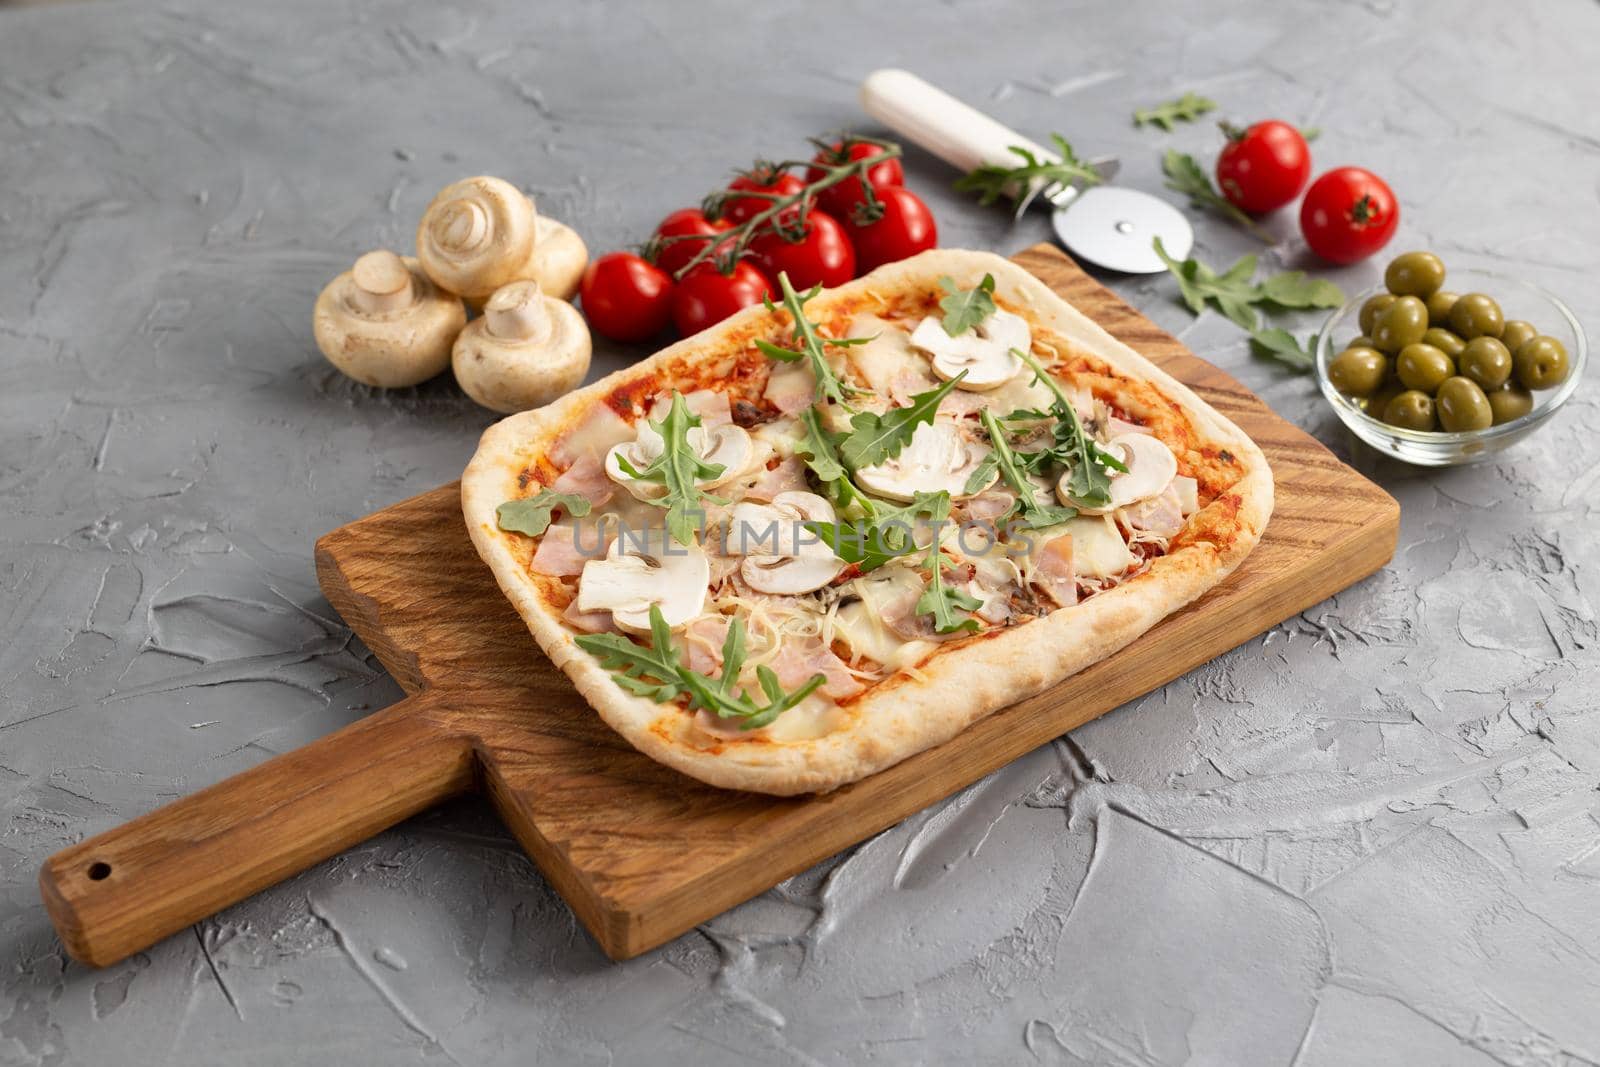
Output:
[[859, 68, 1193, 274]]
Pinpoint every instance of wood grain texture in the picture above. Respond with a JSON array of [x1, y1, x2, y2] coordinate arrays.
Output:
[[40, 245, 1399, 967]]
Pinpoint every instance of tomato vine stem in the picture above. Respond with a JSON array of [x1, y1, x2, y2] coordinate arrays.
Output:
[[663, 136, 903, 280]]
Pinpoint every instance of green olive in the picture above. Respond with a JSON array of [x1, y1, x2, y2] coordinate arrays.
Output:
[[1328, 346, 1388, 397], [1425, 290, 1459, 327], [1371, 296, 1430, 353], [1421, 327, 1466, 357], [1383, 389, 1437, 431], [1384, 252, 1446, 298], [1487, 384, 1534, 425], [1447, 293, 1504, 340], [1395, 343, 1454, 392], [1457, 336, 1513, 390], [1344, 334, 1378, 351], [1515, 335, 1570, 390], [1436, 376, 1493, 432], [1359, 293, 1398, 336], [1364, 379, 1403, 419], [1499, 320, 1538, 353]]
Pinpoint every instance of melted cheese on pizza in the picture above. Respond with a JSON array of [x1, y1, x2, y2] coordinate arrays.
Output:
[[510, 292, 1217, 743]]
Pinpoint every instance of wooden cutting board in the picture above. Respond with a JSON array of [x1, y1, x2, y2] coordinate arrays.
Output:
[[39, 244, 1399, 967]]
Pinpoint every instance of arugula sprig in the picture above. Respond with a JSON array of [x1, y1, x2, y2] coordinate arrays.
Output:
[[807, 490, 948, 572], [977, 409, 1076, 529], [755, 271, 872, 407], [917, 548, 983, 635], [838, 373, 965, 470], [496, 490, 591, 537], [576, 606, 825, 731], [1011, 349, 1128, 510], [796, 407, 848, 484], [1249, 327, 1319, 371], [904, 493, 978, 634], [1133, 92, 1218, 131], [808, 519, 917, 572], [614, 392, 725, 546], [954, 133, 1102, 218], [1151, 236, 1344, 360], [794, 406, 878, 520], [1152, 237, 1262, 332], [938, 273, 996, 337], [1161, 149, 1262, 236], [795, 404, 952, 543]]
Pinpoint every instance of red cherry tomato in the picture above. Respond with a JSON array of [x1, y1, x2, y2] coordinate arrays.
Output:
[[805, 140, 904, 220], [748, 209, 856, 290], [1215, 121, 1311, 214], [1299, 167, 1400, 265], [671, 261, 774, 336], [721, 167, 807, 225], [651, 208, 733, 277], [848, 186, 937, 272], [579, 252, 674, 343]]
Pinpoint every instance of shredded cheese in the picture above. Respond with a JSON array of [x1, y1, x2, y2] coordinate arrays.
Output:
[[551, 294, 1197, 741]]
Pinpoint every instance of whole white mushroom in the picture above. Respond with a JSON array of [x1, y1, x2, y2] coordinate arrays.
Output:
[[452, 281, 592, 413], [415, 176, 588, 304], [312, 250, 466, 387]]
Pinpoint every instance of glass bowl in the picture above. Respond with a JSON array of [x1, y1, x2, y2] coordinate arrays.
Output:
[[1315, 269, 1586, 466]]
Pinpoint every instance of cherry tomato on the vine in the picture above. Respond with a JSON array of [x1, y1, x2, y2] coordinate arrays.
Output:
[[748, 209, 856, 290], [720, 167, 807, 225], [1215, 120, 1311, 214], [579, 252, 674, 343], [1299, 167, 1399, 265], [848, 186, 937, 273], [805, 140, 904, 220], [651, 208, 733, 277], [671, 260, 774, 337]]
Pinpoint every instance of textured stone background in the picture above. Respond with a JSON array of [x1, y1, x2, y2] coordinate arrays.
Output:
[[3, 1, 1599, 1064]]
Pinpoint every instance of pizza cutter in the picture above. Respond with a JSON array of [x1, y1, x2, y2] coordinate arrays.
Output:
[[859, 68, 1193, 274]]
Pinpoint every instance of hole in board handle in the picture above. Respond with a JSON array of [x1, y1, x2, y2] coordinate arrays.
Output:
[[87, 861, 111, 881]]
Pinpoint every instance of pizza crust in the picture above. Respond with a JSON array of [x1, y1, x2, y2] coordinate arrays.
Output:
[[462, 250, 1273, 795]]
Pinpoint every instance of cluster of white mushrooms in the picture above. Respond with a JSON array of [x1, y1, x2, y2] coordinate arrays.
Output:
[[312, 176, 593, 413]]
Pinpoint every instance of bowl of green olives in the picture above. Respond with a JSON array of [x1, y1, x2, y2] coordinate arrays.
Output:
[[1316, 252, 1585, 466]]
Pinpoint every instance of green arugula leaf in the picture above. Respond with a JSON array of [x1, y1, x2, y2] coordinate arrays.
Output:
[[1249, 327, 1318, 372], [756, 272, 871, 407], [1161, 149, 1263, 235], [1150, 238, 1260, 331], [495, 490, 592, 537], [1014, 349, 1127, 510], [977, 410, 1077, 529], [1152, 238, 1347, 340], [839, 374, 965, 471], [869, 489, 952, 538], [1133, 91, 1218, 131], [614, 392, 725, 546], [1257, 270, 1346, 310], [915, 523, 982, 635], [806, 520, 917, 572], [953, 133, 1102, 218], [963, 451, 1001, 496], [938, 273, 996, 337], [795, 407, 848, 483], [805, 490, 949, 572], [575, 606, 824, 731], [917, 564, 982, 634], [794, 407, 876, 517]]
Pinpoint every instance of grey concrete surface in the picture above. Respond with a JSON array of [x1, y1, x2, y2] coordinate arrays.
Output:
[[3, 0, 1599, 1063]]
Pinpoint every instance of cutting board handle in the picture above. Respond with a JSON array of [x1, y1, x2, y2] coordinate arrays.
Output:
[[859, 68, 1054, 176], [38, 691, 476, 967]]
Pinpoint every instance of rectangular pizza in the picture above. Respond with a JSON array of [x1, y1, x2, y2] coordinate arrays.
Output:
[[462, 250, 1273, 794]]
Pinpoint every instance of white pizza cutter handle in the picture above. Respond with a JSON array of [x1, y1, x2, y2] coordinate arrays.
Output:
[[859, 68, 1055, 181]]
